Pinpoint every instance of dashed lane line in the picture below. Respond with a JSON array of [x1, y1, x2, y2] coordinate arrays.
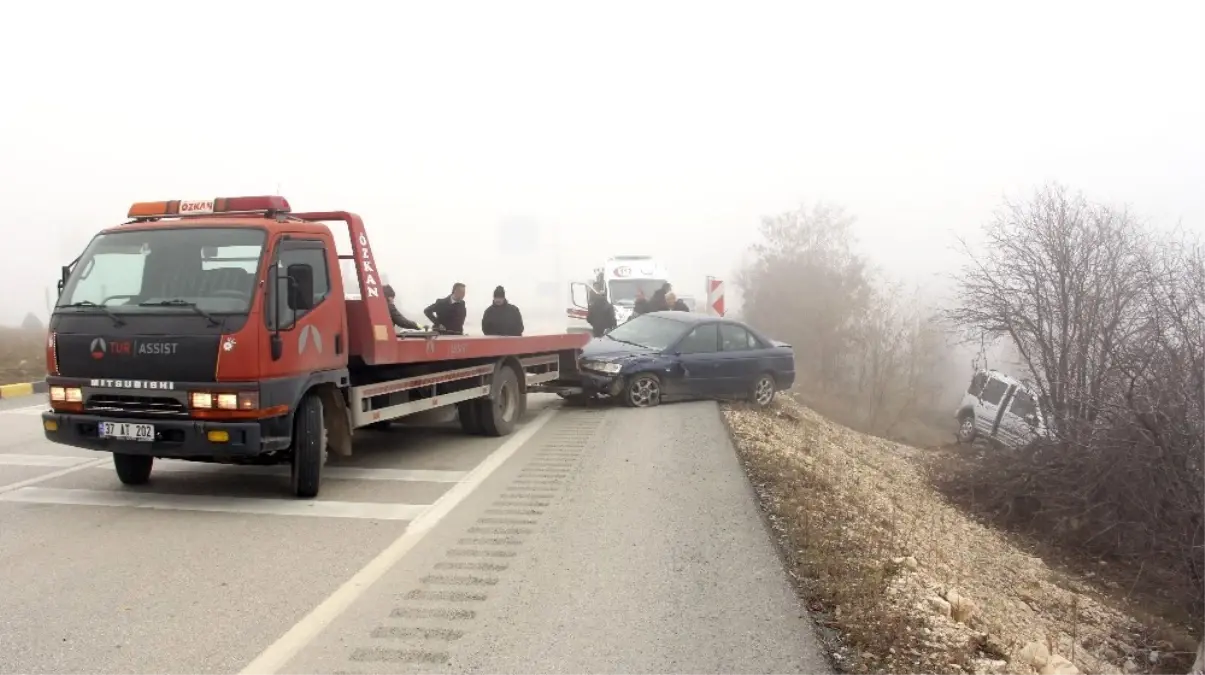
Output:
[[239, 406, 560, 675]]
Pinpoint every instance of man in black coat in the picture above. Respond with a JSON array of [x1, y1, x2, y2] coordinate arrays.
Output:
[[649, 285, 671, 312], [383, 284, 421, 331], [481, 285, 524, 336], [424, 282, 467, 335], [633, 289, 650, 316], [585, 283, 617, 337]]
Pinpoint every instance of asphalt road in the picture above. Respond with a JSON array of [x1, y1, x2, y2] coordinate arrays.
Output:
[[0, 394, 829, 674]]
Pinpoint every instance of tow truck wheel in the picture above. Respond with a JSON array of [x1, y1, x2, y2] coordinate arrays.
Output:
[[113, 453, 153, 485], [477, 366, 520, 437], [290, 394, 325, 498], [457, 401, 483, 435]]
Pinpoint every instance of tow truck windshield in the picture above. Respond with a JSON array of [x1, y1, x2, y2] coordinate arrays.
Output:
[[57, 227, 266, 315]]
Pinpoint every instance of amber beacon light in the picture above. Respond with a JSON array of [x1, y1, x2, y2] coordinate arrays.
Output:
[[127, 196, 292, 219]]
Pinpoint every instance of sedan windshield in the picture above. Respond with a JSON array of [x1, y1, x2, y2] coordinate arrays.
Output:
[[58, 227, 266, 314], [604, 314, 689, 351]]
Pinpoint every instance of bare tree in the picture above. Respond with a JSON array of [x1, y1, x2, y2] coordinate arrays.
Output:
[[739, 202, 955, 439], [739, 202, 874, 394], [948, 183, 1148, 443]]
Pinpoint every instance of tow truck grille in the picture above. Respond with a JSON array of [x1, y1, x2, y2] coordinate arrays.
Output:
[[85, 394, 188, 418]]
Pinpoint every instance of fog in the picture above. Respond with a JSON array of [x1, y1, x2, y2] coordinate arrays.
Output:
[[1, 0, 1201, 334]]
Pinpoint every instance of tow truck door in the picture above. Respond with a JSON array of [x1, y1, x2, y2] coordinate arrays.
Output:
[[260, 234, 347, 382]]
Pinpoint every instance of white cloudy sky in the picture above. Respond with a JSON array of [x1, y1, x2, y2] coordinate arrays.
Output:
[[1, 0, 1201, 330]]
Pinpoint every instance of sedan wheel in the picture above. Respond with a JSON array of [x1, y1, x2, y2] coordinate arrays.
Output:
[[625, 374, 662, 408], [751, 374, 776, 408]]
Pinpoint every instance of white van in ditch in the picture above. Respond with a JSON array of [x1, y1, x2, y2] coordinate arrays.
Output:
[[954, 369, 1049, 449]]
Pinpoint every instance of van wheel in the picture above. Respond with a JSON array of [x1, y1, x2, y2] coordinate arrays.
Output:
[[957, 414, 977, 444], [457, 401, 483, 435], [749, 373, 777, 408], [291, 394, 325, 498], [113, 453, 153, 485], [477, 366, 521, 437], [625, 374, 662, 408]]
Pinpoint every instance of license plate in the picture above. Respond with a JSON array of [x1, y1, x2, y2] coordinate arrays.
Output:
[[99, 421, 155, 442]]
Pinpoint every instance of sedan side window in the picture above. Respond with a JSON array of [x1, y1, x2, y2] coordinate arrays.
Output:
[[720, 324, 752, 351], [980, 378, 1009, 405], [677, 323, 720, 354]]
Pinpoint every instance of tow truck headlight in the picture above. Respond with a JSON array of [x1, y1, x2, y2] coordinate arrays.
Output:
[[190, 391, 260, 411], [50, 386, 82, 403], [581, 359, 623, 375]]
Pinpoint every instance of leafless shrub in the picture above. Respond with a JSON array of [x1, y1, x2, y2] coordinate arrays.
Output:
[[738, 202, 959, 441], [945, 182, 1204, 628]]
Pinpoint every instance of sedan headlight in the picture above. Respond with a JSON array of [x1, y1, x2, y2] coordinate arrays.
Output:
[[581, 359, 623, 375]]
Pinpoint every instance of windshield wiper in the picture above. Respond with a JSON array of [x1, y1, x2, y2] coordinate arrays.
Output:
[[138, 299, 221, 326], [605, 335, 648, 349], [59, 300, 126, 327]]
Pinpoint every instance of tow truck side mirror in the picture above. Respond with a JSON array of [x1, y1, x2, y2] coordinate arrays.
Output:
[[57, 265, 70, 297], [286, 263, 314, 312]]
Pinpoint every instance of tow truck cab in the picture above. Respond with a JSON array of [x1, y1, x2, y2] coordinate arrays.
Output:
[[44, 196, 352, 462], [43, 195, 589, 497]]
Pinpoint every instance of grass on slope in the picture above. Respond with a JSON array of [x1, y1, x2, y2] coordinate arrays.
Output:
[[723, 396, 1194, 675], [0, 328, 45, 386]]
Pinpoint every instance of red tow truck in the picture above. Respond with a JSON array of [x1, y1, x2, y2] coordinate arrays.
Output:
[[42, 196, 588, 497]]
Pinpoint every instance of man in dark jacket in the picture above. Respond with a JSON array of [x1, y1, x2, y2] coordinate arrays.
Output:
[[632, 289, 650, 316], [649, 285, 671, 312], [424, 282, 467, 335], [585, 283, 617, 337], [666, 291, 690, 312], [383, 285, 421, 330], [481, 285, 524, 336]]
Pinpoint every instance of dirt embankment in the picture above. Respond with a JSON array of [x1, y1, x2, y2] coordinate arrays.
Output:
[[0, 328, 47, 386], [723, 397, 1198, 675]]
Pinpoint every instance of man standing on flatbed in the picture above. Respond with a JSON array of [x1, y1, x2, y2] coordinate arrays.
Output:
[[424, 282, 468, 335]]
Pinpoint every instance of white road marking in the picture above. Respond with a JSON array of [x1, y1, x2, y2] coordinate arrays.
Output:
[[0, 458, 110, 496], [125, 460, 468, 483], [0, 487, 428, 520], [0, 404, 48, 416], [240, 406, 560, 675], [0, 454, 96, 468]]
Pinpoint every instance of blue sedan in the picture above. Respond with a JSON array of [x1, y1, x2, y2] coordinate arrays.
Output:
[[569, 311, 795, 408]]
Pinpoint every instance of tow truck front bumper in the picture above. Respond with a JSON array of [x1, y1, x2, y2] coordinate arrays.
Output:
[[40, 411, 280, 459]]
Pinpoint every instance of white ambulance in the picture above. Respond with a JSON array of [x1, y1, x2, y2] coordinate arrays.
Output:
[[568, 255, 671, 334]]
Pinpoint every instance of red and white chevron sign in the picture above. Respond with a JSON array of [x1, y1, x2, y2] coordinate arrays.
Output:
[[706, 276, 725, 316]]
